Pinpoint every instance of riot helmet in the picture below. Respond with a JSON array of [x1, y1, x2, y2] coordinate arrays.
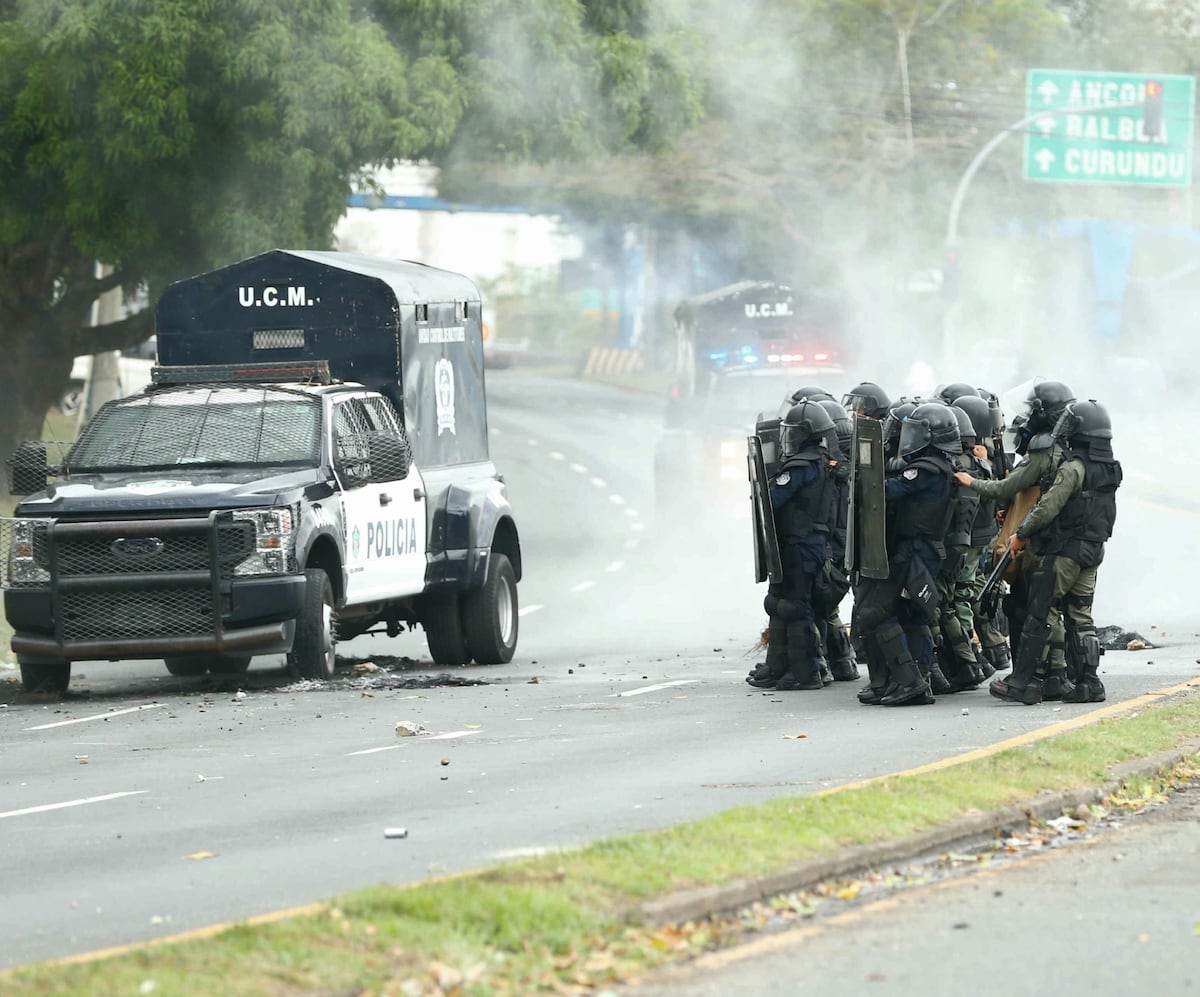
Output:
[[842, 381, 891, 419], [952, 394, 992, 447], [1056, 399, 1113, 443], [937, 382, 980, 405], [817, 398, 852, 456], [780, 400, 835, 458], [1024, 380, 1075, 433], [777, 384, 833, 418], [950, 405, 976, 450], [882, 398, 919, 458], [899, 402, 960, 461]]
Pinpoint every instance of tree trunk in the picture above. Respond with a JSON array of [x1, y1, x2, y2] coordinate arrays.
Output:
[[0, 314, 76, 503]]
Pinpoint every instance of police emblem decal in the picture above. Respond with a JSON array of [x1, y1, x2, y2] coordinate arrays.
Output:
[[903, 468, 919, 480], [352, 525, 361, 558], [435, 358, 456, 435], [775, 471, 790, 486]]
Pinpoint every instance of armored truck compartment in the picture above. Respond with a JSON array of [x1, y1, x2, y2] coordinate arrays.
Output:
[[155, 249, 488, 469]]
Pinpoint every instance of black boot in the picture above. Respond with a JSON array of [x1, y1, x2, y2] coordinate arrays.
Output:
[[876, 623, 930, 706], [858, 638, 890, 705], [982, 643, 1011, 672], [776, 622, 824, 691], [747, 621, 788, 688], [1063, 634, 1106, 703], [1041, 669, 1076, 701], [881, 655, 930, 705], [827, 624, 859, 681], [990, 619, 1049, 705]]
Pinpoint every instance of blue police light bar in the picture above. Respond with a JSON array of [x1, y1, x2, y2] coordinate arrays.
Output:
[[151, 361, 333, 386]]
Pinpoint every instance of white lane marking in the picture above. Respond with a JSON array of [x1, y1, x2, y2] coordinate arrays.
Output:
[[613, 679, 700, 698], [624, 508, 640, 518], [549, 451, 565, 461], [624, 538, 641, 550], [570, 464, 588, 474], [570, 581, 595, 593], [527, 439, 539, 447], [519, 604, 544, 617], [608, 494, 627, 505], [0, 790, 147, 820], [631, 522, 646, 532], [24, 704, 164, 731], [591, 477, 607, 488], [606, 561, 624, 573], [347, 730, 480, 756]]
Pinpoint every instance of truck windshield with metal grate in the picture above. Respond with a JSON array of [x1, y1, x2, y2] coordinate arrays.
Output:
[[67, 385, 322, 472]]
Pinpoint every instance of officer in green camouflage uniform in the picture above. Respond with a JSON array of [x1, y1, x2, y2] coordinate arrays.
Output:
[[987, 400, 1121, 704], [952, 381, 1075, 698]]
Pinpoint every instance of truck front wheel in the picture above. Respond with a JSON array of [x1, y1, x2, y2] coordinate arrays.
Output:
[[423, 593, 470, 666], [463, 553, 518, 665], [19, 657, 71, 695], [289, 568, 336, 680]]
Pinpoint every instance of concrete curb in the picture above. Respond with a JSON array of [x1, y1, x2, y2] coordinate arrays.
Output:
[[638, 739, 1200, 927]]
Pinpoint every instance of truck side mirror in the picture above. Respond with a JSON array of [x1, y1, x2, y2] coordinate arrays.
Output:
[[366, 433, 411, 483], [7, 441, 48, 496]]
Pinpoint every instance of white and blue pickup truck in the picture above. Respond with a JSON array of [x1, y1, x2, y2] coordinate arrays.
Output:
[[3, 250, 521, 694]]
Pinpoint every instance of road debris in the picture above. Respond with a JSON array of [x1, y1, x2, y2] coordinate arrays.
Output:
[[384, 827, 408, 839], [395, 721, 426, 737]]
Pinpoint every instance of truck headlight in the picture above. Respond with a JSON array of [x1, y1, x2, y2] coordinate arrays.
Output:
[[8, 519, 50, 586], [231, 506, 298, 575]]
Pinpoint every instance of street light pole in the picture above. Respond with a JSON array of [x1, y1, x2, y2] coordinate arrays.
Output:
[[939, 100, 1144, 369]]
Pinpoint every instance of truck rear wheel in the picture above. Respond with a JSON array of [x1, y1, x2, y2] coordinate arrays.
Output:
[[423, 593, 470, 666], [463, 553, 518, 665], [289, 568, 336, 680], [19, 657, 71, 695]]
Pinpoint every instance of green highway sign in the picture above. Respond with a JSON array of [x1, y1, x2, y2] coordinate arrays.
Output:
[[1024, 69, 1196, 187]]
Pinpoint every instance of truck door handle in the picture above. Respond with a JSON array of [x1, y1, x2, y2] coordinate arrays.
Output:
[[379, 493, 392, 506], [413, 487, 425, 500]]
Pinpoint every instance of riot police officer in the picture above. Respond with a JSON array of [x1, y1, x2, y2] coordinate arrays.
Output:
[[933, 404, 985, 691], [952, 393, 1010, 671], [777, 384, 835, 418], [954, 380, 1076, 698], [854, 402, 959, 706], [990, 400, 1122, 705], [748, 401, 838, 691], [816, 398, 857, 681]]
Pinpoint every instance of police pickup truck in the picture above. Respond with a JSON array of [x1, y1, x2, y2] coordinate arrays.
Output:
[[3, 250, 522, 694]]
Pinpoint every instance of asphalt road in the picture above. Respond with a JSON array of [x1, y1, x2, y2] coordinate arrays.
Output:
[[1, 370, 1196, 969]]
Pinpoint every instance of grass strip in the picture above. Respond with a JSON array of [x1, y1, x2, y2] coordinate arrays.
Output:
[[6, 689, 1200, 996]]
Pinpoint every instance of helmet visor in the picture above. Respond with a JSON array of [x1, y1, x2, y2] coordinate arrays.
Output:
[[898, 417, 931, 459]]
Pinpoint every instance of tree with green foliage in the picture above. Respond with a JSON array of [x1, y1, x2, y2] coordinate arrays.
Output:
[[0, 0, 707, 484]]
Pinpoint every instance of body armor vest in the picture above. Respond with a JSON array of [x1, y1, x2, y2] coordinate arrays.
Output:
[[1032, 448, 1122, 567], [945, 453, 980, 547], [968, 455, 999, 547], [775, 447, 835, 542], [892, 452, 955, 543]]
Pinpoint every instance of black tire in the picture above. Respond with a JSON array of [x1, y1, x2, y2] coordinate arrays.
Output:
[[463, 553, 518, 665], [288, 568, 336, 680], [208, 656, 252, 675], [423, 592, 470, 666], [164, 655, 210, 678], [19, 657, 71, 694]]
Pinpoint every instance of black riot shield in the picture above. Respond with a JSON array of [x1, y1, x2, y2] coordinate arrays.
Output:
[[748, 434, 784, 584], [846, 414, 889, 580]]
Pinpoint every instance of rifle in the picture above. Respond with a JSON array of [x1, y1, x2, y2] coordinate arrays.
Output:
[[978, 546, 1012, 620]]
